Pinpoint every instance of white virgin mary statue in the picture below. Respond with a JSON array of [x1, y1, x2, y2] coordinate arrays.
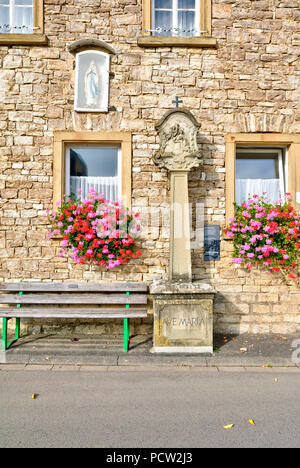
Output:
[[84, 61, 100, 107]]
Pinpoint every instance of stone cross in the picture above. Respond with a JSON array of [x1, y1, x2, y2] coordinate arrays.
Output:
[[172, 96, 183, 108], [153, 109, 201, 281]]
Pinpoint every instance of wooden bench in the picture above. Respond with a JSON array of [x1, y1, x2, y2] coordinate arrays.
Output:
[[0, 282, 148, 353]]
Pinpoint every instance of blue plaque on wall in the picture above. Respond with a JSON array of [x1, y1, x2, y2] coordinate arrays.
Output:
[[204, 225, 220, 261]]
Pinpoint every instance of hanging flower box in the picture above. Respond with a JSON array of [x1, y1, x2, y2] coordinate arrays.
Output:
[[224, 194, 300, 278], [47, 189, 141, 270]]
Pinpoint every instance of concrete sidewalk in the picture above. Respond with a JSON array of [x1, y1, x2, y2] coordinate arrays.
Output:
[[1, 332, 299, 368]]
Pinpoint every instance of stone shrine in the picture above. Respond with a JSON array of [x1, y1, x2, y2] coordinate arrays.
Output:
[[151, 109, 215, 354]]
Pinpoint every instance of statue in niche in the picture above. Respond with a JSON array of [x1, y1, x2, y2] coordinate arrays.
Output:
[[84, 60, 100, 107]]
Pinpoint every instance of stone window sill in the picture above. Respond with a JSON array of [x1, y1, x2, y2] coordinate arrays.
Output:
[[137, 35, 217, 48], [0, 34, 48, 46]]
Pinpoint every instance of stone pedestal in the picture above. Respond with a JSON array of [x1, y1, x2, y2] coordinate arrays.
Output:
[[150, 281, 215, 354]]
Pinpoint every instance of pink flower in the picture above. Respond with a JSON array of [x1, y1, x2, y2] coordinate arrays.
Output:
[[232, 258, 242, 264]]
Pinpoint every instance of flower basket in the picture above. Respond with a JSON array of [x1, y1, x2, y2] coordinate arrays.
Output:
[[47, 189, 141, 270], [224, 194, 300, 278]]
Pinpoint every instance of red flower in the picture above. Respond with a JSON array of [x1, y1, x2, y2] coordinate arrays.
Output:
[[48, 190, 141, 269]]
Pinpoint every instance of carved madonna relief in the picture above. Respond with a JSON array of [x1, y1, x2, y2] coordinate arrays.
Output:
[[154, 110, 201, 172]]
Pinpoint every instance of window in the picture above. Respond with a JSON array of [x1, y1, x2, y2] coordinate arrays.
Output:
[[225, 134, 300, 225], [65, 145, 122, 202], [235, 148, 287, 206], [53, 132, 132, 211], [0, 0, 46, 44], [153, 0, 200, 37], [138, 0, 215, 48], [0, 0, 33, 34]]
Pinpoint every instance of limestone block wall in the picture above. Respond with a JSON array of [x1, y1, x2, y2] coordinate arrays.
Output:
[[0, 0, 300, 335]]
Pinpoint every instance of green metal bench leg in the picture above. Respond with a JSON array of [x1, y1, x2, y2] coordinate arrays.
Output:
[[2, 318, 21, 351], [15, 318, 20, 340], [2, 318, 8, 351], [124, 318, 130, 352]]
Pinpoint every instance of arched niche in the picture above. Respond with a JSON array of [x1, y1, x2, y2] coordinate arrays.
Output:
[[68, 39, 115, 113], [74, 49, 110, 113]]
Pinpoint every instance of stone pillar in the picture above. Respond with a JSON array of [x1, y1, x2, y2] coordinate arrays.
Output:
[[151, 109, 215, 354], [169, 171, 192, 281]]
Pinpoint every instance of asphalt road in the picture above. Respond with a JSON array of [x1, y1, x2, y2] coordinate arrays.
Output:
[[0, 367, 299, 448]]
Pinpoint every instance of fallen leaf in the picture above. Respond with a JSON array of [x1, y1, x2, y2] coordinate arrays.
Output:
[[275, 378, 278, 383], [223, 424, 234, 429], [32, 394, 38, 400], [240, 348, 247, 353], [249, 419, 256, 426]]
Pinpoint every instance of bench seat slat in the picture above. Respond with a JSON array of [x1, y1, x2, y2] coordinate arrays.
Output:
[[0, 308, 148, 319], [0, 282, 147, 292], [0, 293, 147, 305]]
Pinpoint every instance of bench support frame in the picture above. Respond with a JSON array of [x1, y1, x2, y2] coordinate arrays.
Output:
[[2, 317, 20, 351], [124, 318, 130, 353], [2, 318, 131, 352]]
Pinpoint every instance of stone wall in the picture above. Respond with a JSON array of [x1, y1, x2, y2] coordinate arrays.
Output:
[[0, 0, 300, 335]]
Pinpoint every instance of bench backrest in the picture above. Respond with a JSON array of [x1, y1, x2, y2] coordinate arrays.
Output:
[[0, 282, 147, 292], [0, 282, 148, 318]]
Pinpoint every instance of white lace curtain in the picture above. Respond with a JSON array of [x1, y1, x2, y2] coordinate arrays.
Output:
[[236, 179, 282, 205], [14, 5, 33, 32], [70, 176, 118, 202], [0, 2, 33, 33], [153, 0, 196, 36]]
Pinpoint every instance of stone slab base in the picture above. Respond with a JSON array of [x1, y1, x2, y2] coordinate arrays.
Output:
[[153, 346, 213, 354]]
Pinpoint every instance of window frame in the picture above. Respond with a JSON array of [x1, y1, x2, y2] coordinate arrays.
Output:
[[138, 0, 216, 48], [0, 0, 46, 45], [53, 132, 132, 211], [225, 133, 300, 227], [235, 147, 287, 206]]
